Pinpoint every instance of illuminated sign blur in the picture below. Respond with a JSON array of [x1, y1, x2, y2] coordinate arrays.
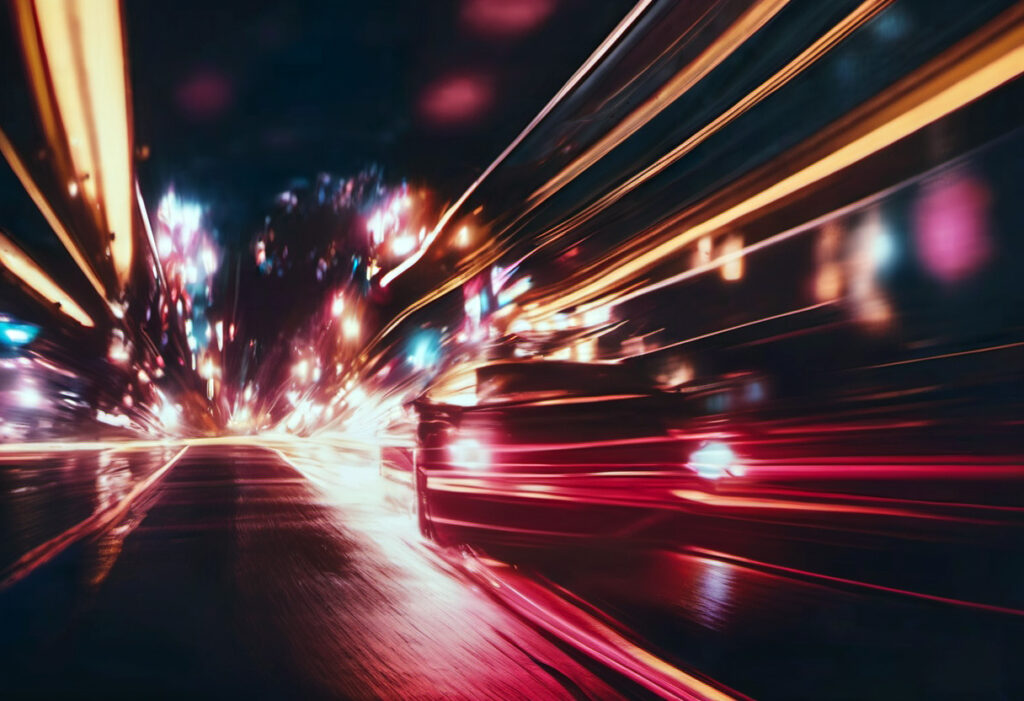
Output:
[[0, 319, 40, 348]]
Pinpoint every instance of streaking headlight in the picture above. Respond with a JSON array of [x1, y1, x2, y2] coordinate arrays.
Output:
[[688, 441, 743, 479], [448, 438, 489, 470]]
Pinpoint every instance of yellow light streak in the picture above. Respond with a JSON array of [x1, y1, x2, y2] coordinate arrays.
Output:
[[530, 0, 792, 204], [0, 229, 95, 327], [529, 0, 892, 245], [357, 0, 662, 392], [0, 127, 107, 300], [613, 160, 917, 304], [859, 341, 1024, 370], [371, 0, 887, 341], [526, 8, 1024, 318], [33, 0, 135, 289]]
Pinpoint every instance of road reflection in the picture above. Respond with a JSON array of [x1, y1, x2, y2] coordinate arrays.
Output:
[[0, 443, 633, 700], [0, 446, 178, 572]]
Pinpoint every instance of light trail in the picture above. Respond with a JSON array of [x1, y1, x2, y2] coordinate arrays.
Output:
[[422, 475, 1017, 528], [0, 229, 95, 328], [522, 6, 1024, 319], [529, 0, 795, 204], [623, 301, 835, 358], [671, 489, 976, 523], [525, 0, 892, 247], [349, 0, 884, 402], [0, 126, 108, 300], [31, 0, 135, 289], [379, 0, 655, 289], [0, 439, 182, 454], [446, 551, 739, 701], [606, 134, 995, 307], [858, 340, 1024, 370], [347, 0, 663, 413]]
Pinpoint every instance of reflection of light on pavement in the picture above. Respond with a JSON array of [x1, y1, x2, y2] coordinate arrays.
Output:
[[265, 438, 611, 697], [694, 558, 736, 631], [95, 450, 132, 511], [271, 440, 421, 546]]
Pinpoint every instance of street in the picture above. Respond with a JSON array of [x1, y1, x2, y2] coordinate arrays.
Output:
[[4, 441, 1022, 699], [0, 444, 631, 700], [1, 1, 1022, 697]]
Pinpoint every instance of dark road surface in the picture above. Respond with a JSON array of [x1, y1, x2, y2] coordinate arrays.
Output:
[[5, 441, 1023, 700], [0, 444, 628, 700], [0, 445, 180, 574], [505, 545, 1024, 700]]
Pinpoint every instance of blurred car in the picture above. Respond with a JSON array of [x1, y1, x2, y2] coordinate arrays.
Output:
[[412, 360, 759, 547]]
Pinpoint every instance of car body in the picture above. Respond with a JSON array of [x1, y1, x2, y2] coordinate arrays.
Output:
[[412, 360, 754, 548]]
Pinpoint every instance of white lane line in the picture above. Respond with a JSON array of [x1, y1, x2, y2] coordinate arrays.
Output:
[[0, 445, 190, 590]]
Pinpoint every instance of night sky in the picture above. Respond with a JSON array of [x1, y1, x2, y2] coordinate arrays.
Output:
[[122, 0, 633, 242]]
